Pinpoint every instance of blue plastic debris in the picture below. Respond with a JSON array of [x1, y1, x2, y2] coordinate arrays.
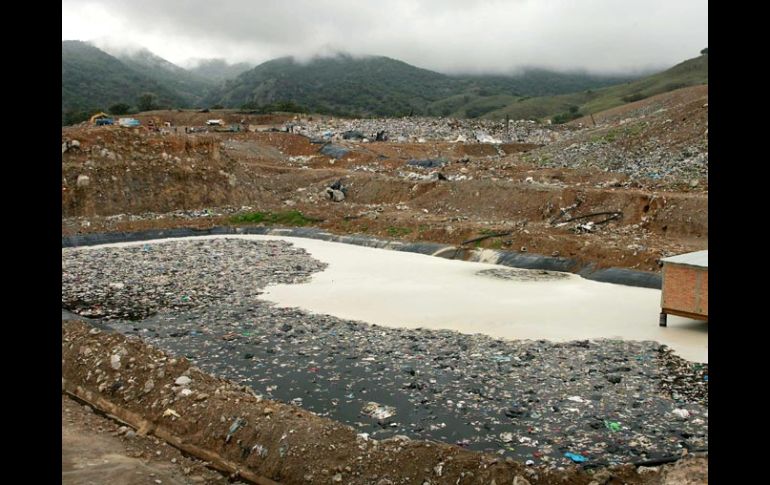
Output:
[[704, 375, 708, 382], [564, 452, 588, 463]]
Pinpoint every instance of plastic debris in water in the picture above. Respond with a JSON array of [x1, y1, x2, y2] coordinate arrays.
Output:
[[361, 402, 396, 420], [672, 409, 690, 419], [604, 420, 621, 432]]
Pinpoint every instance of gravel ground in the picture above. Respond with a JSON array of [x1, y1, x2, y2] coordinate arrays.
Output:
[[62, 237, 707, 468]]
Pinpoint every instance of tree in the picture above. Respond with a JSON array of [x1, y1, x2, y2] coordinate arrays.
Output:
[[700, 47, 708, 55], [240, 101, 259, 111], [136, 93, 158, 112], [62, 109, 92, 126], [109, 103, 130, 115]]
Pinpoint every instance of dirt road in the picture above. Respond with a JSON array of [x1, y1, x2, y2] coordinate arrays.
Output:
[[63, 395, 236, 485]]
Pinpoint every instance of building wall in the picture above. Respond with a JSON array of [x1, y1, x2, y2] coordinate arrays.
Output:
[[661, 264, 708, 317]]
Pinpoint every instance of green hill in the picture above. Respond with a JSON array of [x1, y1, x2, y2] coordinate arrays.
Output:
[[112, 48, 214, 105], [483, 54, 708, 122], [62, 42, 706, 124], [205, 54, 638, 117], [61, 41, 190, 124], [206, 54, 458, 116], [187, 59, 254, 83]]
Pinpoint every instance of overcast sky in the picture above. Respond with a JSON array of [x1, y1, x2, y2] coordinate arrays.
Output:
[[62, 0, 708, 75]]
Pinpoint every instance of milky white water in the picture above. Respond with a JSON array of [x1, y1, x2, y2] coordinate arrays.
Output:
[[78, 235, 707, 362]]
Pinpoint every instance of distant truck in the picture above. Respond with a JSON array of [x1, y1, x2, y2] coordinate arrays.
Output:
[[118, 118, 141, 128], [95, 118, 113, 126], [206, 119, 224, 126]]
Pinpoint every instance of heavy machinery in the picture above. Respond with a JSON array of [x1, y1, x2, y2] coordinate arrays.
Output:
[[89, 112, 113, 125]]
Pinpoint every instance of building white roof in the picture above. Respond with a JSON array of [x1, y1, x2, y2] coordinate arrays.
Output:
[[661, 250, 708, 268]]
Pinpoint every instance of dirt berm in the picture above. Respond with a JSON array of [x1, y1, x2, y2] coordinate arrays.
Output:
[[62, 321, 706, 485]]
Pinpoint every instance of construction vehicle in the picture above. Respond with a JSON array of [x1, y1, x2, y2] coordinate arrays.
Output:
[[89, 112, 113, 125]]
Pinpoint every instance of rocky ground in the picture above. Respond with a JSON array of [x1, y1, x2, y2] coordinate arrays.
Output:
[[62, 238, 708, 469]]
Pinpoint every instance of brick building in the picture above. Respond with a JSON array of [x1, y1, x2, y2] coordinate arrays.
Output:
[[659, 250, 708, 326]]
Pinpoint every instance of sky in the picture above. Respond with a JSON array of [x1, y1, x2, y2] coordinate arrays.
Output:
[[62, 0, 708, 75]]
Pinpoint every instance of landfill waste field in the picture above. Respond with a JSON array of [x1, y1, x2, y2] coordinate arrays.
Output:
[[62, 238, 707, 471], [62, 85, 707, 274], [61, 86, 707, 484]]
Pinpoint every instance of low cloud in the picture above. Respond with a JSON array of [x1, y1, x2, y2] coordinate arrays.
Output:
[[62, 0, 708, 74]]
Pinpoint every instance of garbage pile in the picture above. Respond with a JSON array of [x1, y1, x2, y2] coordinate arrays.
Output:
[[325, 179, 347, 202], [288, 117, 575, 145], [529, 136, 708, 182], [525, 96, 708, 183]]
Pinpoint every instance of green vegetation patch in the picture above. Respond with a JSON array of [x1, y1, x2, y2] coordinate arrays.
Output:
[[386, 226, 412, 237], [230, 210, 316, 226]]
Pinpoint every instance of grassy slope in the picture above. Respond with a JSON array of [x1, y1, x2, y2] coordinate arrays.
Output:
[[484, 54, 708, 121]]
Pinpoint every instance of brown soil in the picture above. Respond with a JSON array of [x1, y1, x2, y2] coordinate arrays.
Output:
[[62, 320, 706, 485], [62, 119, 706, 272]]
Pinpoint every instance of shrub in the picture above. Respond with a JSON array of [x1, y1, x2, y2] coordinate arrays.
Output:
[[622, 93, 647, 103]]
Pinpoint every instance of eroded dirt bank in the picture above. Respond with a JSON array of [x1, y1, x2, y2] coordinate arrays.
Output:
[[63, 321, 706, 484]]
